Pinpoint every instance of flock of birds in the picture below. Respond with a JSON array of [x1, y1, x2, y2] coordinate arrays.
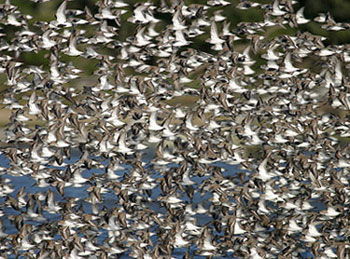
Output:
[[1, 0, 350, 258]]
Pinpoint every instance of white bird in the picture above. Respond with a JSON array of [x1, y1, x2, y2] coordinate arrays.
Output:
[[97, 7, 117, 20], [207, 21, 225, 50], [148, 110, 163, 131], [28, 91, 41, 115], [98, 74, 114, 90], [262, 44, 281, 61], [283, 53, 301, 73], [52, 0, 71, 27], [45, 190, 61, 213], [324, 247, 338, 258], [201, 230, 216, 251], [64, 32, 84, 56], [174, 30, 191, 47], [296, 7, 310, 24], [116, 131, 133, 154], [306, 221, 321, 238], [256, 153, 275, 181], [106, 107, 125, 127], [128, 3, 149, 24], [174, 225, 189, 247], [172, 8, 187, 30], [113, 0, 128, 8], [7, 14, 22, 26], [271, 0, 286, 16], [288, 219, 303, 233], [185, 113, 199, 131], [234, 218, 246, 235], [321, 206, 341, 218], [41, 30, 56, 49], [134, 26, 152, 47]]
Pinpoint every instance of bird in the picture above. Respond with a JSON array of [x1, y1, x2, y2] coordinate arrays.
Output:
[[1, 0, 350, 258]]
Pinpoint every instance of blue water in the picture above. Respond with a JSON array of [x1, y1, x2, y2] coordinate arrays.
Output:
[[0, 150, 331, 258]]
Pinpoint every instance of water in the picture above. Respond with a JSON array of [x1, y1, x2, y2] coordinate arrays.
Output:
[[0, 149, 216, 257], [0, 150, 329, 258]]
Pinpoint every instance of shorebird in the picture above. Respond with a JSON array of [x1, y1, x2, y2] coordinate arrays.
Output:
[[2, 0, 350, 257], [51, 0, 72, 28]]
